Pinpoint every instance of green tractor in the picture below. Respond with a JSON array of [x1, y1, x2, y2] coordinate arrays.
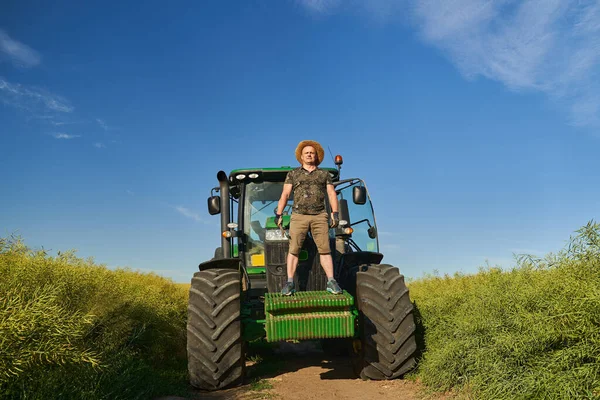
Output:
[[187, 157, 417, 390]]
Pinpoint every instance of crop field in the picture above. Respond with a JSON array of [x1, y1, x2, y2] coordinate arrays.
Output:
[[1, 221, 599, 399], [0, 237, 189, 400]]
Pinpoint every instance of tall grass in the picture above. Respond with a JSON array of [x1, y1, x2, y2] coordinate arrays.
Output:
[[409, 221, 600, 399], [0, 236, 189, 400]]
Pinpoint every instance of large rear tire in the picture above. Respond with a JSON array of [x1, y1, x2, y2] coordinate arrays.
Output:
[[187, 268, 245, 390], [354, 264, 417, 380]]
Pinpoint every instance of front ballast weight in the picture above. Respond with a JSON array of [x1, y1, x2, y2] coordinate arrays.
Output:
[[264, 291, 356, 342]]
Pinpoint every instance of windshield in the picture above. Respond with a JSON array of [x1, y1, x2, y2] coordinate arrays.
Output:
[[243, 181, 293, 267]]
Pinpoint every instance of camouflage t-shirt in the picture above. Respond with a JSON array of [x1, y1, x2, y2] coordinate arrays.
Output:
[[284, 167, 333, 215]]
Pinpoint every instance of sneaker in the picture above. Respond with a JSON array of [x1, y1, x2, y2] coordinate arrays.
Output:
[[326, 279, 342, 295], [281, 281, 295, 296]]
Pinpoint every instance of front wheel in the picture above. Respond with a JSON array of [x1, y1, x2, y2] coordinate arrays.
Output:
[[354, 264, 417, 379], [187, 268, 245, 390]]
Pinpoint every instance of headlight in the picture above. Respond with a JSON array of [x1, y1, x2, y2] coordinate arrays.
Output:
[[266, 229, 288, 241]]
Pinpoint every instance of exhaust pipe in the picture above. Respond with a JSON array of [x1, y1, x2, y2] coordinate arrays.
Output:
[[217, 171, 230, 258]]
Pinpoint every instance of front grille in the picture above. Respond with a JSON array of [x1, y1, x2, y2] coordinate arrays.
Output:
[[266, 241, 288, 265]]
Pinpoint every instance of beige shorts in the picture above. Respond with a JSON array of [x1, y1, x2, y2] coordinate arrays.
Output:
[[289, 212, 331, 255]]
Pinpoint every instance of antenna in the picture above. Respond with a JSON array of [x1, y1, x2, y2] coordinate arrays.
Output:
[[327, 146, 335, 164]]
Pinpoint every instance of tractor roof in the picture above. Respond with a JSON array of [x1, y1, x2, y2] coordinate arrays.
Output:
[[229, 167, 339, 183]]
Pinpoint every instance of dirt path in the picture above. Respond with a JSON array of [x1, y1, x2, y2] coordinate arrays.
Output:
[[257, 358, 427, 400], [172, 341, 452, 400]]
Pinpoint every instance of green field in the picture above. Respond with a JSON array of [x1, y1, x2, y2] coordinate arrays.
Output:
[[0, 236, 190, 400], [408, 221, 600, 398], [1, 221, 599, 399]]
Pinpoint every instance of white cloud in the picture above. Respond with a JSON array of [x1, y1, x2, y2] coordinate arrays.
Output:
[[0, 29, 41, 68], [50, 120, 81, 126], [297, 0, 343, 14], [0, 77, 73, 113], [175, 206, 203, 222], [93, 142, 106, 148], [52, 133, 80, 139], [412, 0, 600, 127], [96, 118, 108, 130], [297, 0, 407, 20], [297, 0, 600, 127]]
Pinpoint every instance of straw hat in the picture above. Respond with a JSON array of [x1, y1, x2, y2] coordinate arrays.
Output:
[[295, 140, 325, 166]]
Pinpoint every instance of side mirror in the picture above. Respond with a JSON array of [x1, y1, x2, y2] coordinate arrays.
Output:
[[208, 196, 220, 215], [368, 225, 377, 239], [353, 186, 367, 205]]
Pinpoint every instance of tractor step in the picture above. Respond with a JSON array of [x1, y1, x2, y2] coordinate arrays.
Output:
[[264, 291, 356, 342]]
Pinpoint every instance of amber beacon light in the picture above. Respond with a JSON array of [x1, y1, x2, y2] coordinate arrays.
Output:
[[335, 154, 343, 166]]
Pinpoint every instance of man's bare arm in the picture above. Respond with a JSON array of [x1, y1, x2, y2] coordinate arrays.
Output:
[[327, 184, 338, 213], [327, 184, 339, 228], [276, 183, 293, 215]]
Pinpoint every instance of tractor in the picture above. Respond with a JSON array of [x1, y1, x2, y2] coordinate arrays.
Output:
[[187, 156, 417, 390]]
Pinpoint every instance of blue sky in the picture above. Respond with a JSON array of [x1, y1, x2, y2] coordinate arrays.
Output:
[[1, 0, 599, 282]]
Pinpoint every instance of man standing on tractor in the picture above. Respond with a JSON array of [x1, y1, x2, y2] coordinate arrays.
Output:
[[275, 140, 343, 296]]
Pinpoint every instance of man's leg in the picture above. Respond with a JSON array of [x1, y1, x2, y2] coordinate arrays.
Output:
[[319, 253, 334, 279], [282, 214, 308, 295], [281, 252, 299, 296], [287, 252, 300, 281], [311, 213, 342, 294]]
